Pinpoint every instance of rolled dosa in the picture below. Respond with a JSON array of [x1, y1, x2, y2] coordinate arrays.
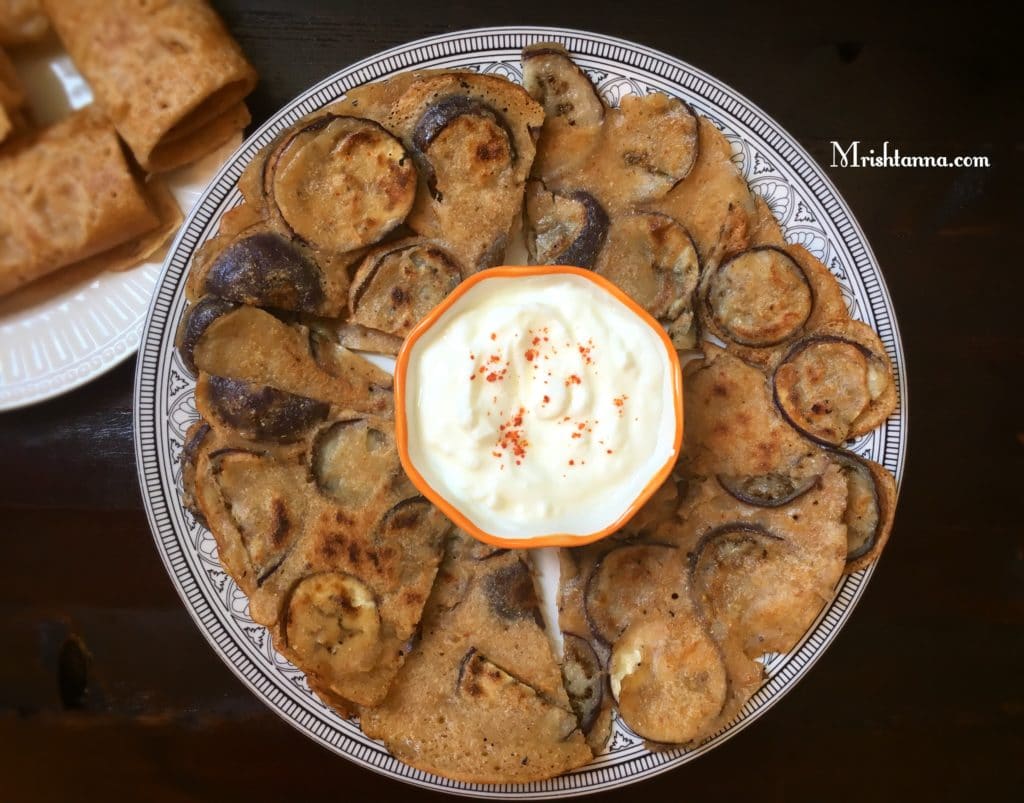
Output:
[[0, 45, 26, 144], [0, 0, 47, 46], [0, 106, 180, 296], [43, 0, 257, 172]]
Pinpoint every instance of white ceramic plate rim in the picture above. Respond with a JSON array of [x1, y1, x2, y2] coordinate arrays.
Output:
[[134, 26, 907, 798]]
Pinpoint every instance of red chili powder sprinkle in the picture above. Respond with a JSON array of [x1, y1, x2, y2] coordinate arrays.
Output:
[[525, 349, 537, 362], [490, 332, 497, 340], [493, 406, 529, 463], [542, 395, 550, 404], [568, 459, 575, 466], [571, 432, 582, 439], [566, 374, 581, 386]]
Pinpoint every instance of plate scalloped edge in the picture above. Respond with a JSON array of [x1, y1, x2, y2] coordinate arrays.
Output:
[[133, 26, 907, 799]]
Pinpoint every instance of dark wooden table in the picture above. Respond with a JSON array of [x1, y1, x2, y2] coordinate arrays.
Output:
[[2, 1, 1021, 800]]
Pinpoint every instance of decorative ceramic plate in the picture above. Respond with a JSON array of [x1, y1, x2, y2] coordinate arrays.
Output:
[[134, 27, 907, 798], [0, 38, 240, 411]]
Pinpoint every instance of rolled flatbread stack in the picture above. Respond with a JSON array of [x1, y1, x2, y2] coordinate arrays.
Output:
[[0, 0, 47, 46], [0, 106, 182, 296], [43, 0, 257, 172], [0, 45, 28, 144]]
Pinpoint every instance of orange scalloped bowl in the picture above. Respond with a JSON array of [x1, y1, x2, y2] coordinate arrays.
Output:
[[394, 265, 683, 549]]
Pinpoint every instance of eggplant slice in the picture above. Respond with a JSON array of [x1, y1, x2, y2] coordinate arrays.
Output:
[[267, 114, 416, 253], [773, 320, 897, 445], [524, 181, 609, 267], [717, 471, 820, 508], [349, 238, 463, 338], [199, 375, 328, 443], [584, 543, 685, 644], [828, 448, 898, 573], [311, 416, 398, 510], [175, 295, 237, 375], [180, 420, 211, 525], [285, 572, 383, 677], [203, 230, 325, 312], [594, 212, 701, 349], [522, 43, 604, 128], [611, 616, 728, 745], [705, 246, 813, 347], [560, 633, 605, 735]]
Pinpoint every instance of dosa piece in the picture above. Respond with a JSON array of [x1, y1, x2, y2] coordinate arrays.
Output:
[[360, 534, 592, 783], [43, 0, 257, 172], [340, 70, 545, 271], [189, 419, 451, 710], [0, 107, 180, 297], [0, 0, 46, 46]]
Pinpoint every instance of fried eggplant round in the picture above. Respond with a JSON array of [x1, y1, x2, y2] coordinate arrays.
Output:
[[594, 212, 700, 348], [561, 633, 604, 734], [311, 417, 397, 510], [522, 43, 605, 127], [603, 93, 699, 202], [828, 448, 897, 572], [706, 246, 812, 347], [774, 322, 896, 445], [584, 544, 683, 644], [175, 296, 237, 375], [610, 617, 727, 744], [203, 375, 329, 443], [349, 238, 463, 338], [204, 231, 324, 312], [412, 94, 518, 202], [716, 471, 820, 508], [524, 181, 609, 268], [268, 115, 416, 252], [285, 572, 383, 677], [689, 523, 820, 656]]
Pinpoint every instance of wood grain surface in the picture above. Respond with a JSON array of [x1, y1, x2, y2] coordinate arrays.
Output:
[[1, 1, 1021, 800]]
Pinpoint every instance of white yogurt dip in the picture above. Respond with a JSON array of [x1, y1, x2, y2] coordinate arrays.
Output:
[[401, 270, 680, 541]]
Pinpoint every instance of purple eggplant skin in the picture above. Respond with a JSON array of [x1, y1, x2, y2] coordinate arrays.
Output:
[[204, 232, 324, 313], [826, 447, 884, 563], [561, 632, 604, 734], [687, 522, 784, 577], [176, 296, 238, 375], [555, 191, 610, 269], [206, 376, 329, 443], [411, 95, 517, 201], [716, 472, 821, 508], [180, 421, 212, 526]]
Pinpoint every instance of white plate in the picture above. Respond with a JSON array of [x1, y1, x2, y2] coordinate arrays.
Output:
[[133, 27, 907, 798], [0, 37, 239, 411]]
